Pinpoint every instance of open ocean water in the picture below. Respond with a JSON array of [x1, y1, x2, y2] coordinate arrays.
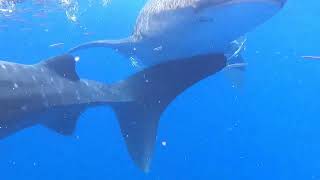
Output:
[[0, 0, 320, 179]]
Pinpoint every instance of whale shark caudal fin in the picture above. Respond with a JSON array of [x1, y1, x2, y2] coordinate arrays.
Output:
[[109, 54, 227, 172], [68, 37, 133, 53]]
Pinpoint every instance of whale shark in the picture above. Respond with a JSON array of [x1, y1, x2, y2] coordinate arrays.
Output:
[[0, 53, 227, 171], [69, 0, 286, 66]]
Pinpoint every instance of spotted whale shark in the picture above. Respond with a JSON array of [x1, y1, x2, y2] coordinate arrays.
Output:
[[69, 0, 286, 66], [0, 53, 227, 171]]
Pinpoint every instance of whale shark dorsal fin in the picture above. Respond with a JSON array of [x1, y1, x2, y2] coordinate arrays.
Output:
[[40, 54, 80, 81], [68, 37, 133, 54], [110, 54, 227, 172]]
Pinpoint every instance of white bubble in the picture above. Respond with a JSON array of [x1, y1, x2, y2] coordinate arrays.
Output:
[[161, 141, 167, 147], [74, 56, 80, 62], [153, 46, 163, 51]]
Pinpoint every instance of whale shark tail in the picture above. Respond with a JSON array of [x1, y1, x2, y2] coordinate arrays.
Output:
[[107, 54, 227, 172], [68, 37, 133, 54]]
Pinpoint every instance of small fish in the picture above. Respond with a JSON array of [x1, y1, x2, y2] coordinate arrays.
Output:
[[49, 43, 65, 48], [302, 56, 320, 60], [20, 27, 32, 32]]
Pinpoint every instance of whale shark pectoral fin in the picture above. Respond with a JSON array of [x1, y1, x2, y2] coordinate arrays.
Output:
[[41, 106, 85, 136], [68, 37, 133, 53], [109, 54, 227, 172]]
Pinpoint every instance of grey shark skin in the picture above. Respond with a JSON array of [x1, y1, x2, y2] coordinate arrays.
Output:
[[69, 0, 286, 66], [0, 55, 132, 138], [0, 53, 227, 172]]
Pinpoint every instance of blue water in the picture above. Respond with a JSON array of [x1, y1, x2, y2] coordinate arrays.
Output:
[[0, 0, 320, 179]]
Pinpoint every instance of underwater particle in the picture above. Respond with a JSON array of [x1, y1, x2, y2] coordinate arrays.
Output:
[[21, 105, 27, 111], [130, 56, 140, 68], [74, 56, 80, 62], [153, 46, 163, 51], [69, 15, 77, 22], [161, 141, 167, 147]]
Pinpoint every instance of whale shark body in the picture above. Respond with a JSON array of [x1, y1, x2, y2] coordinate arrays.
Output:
[[70, 0, 286, 66], [0, 54, 227, 171]]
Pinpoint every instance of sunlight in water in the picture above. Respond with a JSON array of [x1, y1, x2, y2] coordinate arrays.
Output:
[[101, 0, 111, 7], [59, 0, 79, 22], [0, 0, 15, 15]]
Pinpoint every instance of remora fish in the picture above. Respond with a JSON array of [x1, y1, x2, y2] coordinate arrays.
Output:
[[0, 53, 227, 171], [69, 0, 286, 66]]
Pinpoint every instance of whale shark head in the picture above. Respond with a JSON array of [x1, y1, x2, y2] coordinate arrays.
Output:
[[119, 0, 286, 65], [134, 0, 287, 38]]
